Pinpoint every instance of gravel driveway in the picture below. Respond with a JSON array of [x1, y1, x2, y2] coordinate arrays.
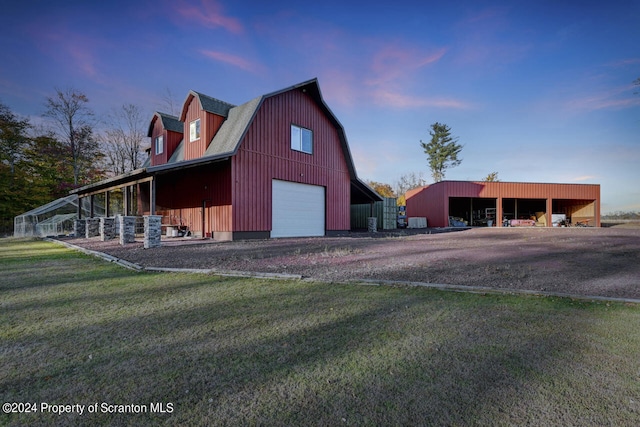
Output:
[[63, 227, 640, 300]]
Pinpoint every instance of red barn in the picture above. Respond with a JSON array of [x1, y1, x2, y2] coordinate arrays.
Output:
[[72, 79, 381, 240], [406, 180, 601, 228]]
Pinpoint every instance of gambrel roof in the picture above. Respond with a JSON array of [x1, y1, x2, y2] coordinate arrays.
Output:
[[72, 79, 381, 202]]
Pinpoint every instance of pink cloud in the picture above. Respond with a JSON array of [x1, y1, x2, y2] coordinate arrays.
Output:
[[366, 45, 447, 86], [373, 89, 471, 109], [175, 0, 243, 34], [32, 28, 107, 84], [565, 85, 640, 112], [200, 49, 263, 73], [572, 175, 598, 182], [67, 44, 99, 78]]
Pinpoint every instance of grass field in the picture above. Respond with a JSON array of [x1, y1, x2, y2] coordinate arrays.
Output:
[[1, 239, 639, 426]]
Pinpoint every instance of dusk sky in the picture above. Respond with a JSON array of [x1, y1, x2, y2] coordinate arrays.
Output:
[[1, 0, 638, 212]]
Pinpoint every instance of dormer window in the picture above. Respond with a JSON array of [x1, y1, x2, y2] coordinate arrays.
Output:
[[155, 135, 164, 155], [291, 124, 313, 154], [190, 118, 201, 142]]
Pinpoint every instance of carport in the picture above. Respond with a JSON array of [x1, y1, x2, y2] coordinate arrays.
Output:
[[406, 181, 601, 227]]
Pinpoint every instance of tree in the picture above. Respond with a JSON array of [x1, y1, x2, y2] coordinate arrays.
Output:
[[420, 122, 463, 182], [157, 87, 182, 117], [367, 181, 396, 198], [24, 133, 77, 199], [394, 172, 427, 206], [102, 104, 148, 175], [0, 101, 30, 178], [483, 172, 500, 182], [43, 88, 102, 186]]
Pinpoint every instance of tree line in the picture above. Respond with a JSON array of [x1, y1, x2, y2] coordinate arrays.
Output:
[[0, 88, 150, 234]]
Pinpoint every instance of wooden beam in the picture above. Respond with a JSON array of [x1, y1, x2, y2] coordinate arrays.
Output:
[[80, 176, 154, 197], [150, 178, 156, 216]]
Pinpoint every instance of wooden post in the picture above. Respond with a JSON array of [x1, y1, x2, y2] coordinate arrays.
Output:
[[105, 191, 110, 217], [123, 186, 129, 216], [150, 178, 156, 216]]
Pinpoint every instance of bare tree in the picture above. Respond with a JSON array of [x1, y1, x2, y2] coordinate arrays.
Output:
[[43, 88, 98, 186], [395, 171, 427, 196], [101, 104, 148, 175], [157, 87, 182, 117], [395, 172, 428, 206]]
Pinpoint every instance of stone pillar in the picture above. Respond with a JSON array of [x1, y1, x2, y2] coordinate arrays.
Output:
[[74, 219, 86, 238], [367, 217, 378, 233], [100, 217, 116, 241], [86, 218, 100, 238], [144, 215, 162, 249], [119, 216, 136, 245]]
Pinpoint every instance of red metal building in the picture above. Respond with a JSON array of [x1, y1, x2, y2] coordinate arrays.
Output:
[[406, 181, 600, 227], [72, 79, 380, 240]]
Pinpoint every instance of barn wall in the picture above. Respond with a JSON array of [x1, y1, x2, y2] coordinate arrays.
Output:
[[148, 116, 183, 167], [155, 162, 232, 237], [165, 130, 183, 163], [182, 96, 226, 161], [149, 118, 166, 166], [231, 89, 351, 233]]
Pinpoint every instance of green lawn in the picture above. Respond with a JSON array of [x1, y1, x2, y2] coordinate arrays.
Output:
[[1, 239, 639, 426]]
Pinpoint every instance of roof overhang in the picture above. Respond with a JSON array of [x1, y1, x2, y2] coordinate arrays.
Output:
[[351, 179, 384, 204], [70, 169, 151, 197]]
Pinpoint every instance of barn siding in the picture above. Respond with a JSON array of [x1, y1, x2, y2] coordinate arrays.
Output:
[[149, 116, 183, 166], [149, 118, 165, 166], [231, 90, 351, 233], [165, 130, 183, 164], [155, 162, 232, 237], [182, 96, 226, 161]]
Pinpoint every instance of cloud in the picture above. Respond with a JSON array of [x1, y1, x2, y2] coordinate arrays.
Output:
[[199, 50, 263, 73], [366, 46, 447, 86], [174, 0, 243, 34], [31, 27, 108, 84], [564, 84, 640, 112], [571, 175, 598, 182], [372, 89, 472, 109]]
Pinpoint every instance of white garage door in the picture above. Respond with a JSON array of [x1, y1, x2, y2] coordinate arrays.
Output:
[[272, 180, 325, 238]]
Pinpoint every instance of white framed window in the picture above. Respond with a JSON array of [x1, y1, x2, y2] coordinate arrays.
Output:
[[291, 124, 313, 154], [155, 135, 164, 155], [190, 118, 201, 142]]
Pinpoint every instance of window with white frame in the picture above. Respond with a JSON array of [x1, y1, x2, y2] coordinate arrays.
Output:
[[155, 135, 164, 155], [190, 118, 201, 142], [291, 124, 313, 154]]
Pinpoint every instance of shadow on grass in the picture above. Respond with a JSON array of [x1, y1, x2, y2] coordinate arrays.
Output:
[[1, 239, 638, 426]]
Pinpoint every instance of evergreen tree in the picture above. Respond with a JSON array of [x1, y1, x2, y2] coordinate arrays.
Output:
[[420, 122, 463, 182]]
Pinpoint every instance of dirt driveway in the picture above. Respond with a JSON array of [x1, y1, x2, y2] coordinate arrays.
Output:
[[65, 227, 640, 300]]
